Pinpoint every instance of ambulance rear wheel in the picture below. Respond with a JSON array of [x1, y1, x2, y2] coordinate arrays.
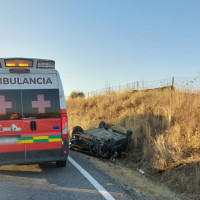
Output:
[[56, 160, 66, 167]]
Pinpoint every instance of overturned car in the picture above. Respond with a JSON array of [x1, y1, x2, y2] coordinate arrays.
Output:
[[70, 121, 132, 159]]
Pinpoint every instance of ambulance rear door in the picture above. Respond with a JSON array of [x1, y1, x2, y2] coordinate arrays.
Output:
[[20, 73, 63, 161], [0, 74, 25, 163]]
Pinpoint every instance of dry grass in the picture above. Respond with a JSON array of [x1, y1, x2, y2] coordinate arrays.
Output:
[[83, 154, 179, 200], [66, 88, 200, 198]]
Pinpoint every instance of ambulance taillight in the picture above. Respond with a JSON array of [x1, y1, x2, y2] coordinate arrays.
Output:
[[61, 113, 68, 139]]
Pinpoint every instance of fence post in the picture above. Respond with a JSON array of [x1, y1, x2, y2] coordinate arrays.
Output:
[[172, 77, 174, 90], [137, 81, 139, 91], [131, 82, 135, 91]]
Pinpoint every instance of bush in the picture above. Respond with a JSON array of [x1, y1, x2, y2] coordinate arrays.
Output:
[[70, 91, 85, 99]]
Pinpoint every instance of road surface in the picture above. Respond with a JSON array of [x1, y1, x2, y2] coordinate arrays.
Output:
[[0, 150, 146, 200]]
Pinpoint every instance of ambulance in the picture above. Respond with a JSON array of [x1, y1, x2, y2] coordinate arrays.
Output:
[[0, 58, 68, 167]]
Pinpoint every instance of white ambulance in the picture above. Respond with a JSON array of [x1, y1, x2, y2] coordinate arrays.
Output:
[[0, 58, 68, 167]]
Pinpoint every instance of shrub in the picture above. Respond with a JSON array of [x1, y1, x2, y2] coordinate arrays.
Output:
[[70, 91, 85, 99]]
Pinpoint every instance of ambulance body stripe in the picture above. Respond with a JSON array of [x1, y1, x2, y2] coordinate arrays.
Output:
[[17, 135, 62, 144], [20, 137, 33, 140], [34, 139, 49, 143], [18, 140, 33, 144], [49, 135, 62, 139], [33, 136, 48, 140], [49, 139, 62, 142]]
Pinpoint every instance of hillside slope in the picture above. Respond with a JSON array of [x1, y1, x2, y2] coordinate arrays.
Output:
[[66, 89, 200, 199]]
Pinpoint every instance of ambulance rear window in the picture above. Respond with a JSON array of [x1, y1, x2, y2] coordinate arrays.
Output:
[[0, 90, 22, 120], [0, 89, 60, 120], [22, 89, 60, 119]]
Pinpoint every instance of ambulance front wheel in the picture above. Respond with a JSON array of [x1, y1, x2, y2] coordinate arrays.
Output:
[[56, 160, 66, 167]]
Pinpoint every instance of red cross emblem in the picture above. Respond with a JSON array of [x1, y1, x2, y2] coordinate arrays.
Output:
[[0, 96, 12, 115], [32, 95, 51, 113]]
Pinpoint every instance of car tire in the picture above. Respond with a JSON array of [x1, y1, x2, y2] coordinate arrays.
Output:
[[125, 130, 132, 143], [56, 160, 66, 167], [98, 121, 109, 129], [107, 138, 115, 158], [71, 126, 83, 137], [98, 121, 106, 128]]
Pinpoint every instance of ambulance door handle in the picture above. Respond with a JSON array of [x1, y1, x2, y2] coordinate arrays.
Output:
[[30, 121, 37, 131]]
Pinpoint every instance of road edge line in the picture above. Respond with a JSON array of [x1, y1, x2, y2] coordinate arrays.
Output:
[[68, 156, 115, 200]]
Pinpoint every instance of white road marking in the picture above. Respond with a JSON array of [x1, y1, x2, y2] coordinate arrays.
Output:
[[68, 156, 115, 200]]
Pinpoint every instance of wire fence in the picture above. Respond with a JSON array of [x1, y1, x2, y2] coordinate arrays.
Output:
[[66, 76, 200, 99]]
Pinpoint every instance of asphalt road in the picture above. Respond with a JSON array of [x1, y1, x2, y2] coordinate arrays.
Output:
[[0, 150, 145, 200]]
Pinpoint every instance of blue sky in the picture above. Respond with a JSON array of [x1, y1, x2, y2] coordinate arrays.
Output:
[[0, 0, 199, 95]]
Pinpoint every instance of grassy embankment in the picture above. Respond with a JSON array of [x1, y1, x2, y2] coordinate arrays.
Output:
[[66, 88, 200, 199]]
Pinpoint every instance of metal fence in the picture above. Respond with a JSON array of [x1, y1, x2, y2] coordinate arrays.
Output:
[[66, 76, 200, 99], [173, 76, 200, 91]]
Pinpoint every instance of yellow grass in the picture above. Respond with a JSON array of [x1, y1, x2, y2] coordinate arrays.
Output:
[[66, 88, 200, 197]]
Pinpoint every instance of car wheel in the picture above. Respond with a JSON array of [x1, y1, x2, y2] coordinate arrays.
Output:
[[125, 130, 132, 143], [98, 121, 106, 128], [98, 121, 109, 129], [56, 160, 66, 167], [71, 126, 83, 138], [107, 138, 115, 158]]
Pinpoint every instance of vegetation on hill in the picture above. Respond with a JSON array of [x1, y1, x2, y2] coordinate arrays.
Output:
[[69, 91, 85, 99], [66, 88, 200, 199]]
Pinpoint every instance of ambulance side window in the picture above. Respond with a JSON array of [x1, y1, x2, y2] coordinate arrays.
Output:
[[22, 89, 60, 119], [0, 90, 22, 120]]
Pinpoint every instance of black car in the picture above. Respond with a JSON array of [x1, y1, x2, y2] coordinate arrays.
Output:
[[70, 121, 132, 159]]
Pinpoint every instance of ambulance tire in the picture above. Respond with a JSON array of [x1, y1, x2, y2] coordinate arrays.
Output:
[[56, 160, 66, 167]]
